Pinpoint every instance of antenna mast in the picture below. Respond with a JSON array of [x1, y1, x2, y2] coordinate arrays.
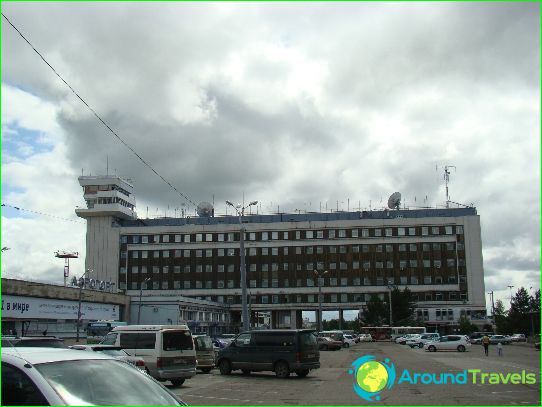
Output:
[[443, 165, 456, 208]]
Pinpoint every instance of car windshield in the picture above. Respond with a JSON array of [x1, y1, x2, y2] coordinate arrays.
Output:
[[35, 359, 182, 405], [163, 330, 193, 351], [194, 336, 213, 351], [17, 340, 66, 348]]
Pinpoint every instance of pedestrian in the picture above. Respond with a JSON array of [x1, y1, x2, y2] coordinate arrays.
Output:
[[482, 334, 490, 356], [497, 342, 503, 357]]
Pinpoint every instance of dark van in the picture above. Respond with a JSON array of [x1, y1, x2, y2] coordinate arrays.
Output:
[[216, 329, 319, 378]]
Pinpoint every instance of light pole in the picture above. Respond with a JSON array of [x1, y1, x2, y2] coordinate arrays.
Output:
[[314, 270, 328, 332], [1, 247, 10, 252], [508, 285, 515, 309], [138, 277, 151, 324], [76, 268, 93, 342], [387, 283, 396, 327], [226, 199, 258, 333]]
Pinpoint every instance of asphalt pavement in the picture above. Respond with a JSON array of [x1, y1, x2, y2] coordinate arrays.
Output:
[[171, 341, 540, 406]]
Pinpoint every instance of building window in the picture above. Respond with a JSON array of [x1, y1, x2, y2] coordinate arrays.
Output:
[[184, 281, 191, 289], [448, 275, 457, 284], [376, 245, 383, 253], [376, 262, 384, 269], [351, 229, 359, 238], [409, 260, 418, 268], [141, 266, 147, 274], [362, 245, 369, 253], [353, 261, 359, 269], [409, 244, 417, 252], [449, 292, 457, 300], [411, 276, 418, 285], [341, 277, 348, 286], [456, 226, 464, 234], [196, 265, 203, 273], [385, 245, 393, 253], [363, 261, 370, 270], [424, 276, 432, 284], [205, 265, 213, 273], [341, 293, 348, 303], [228, 264, 234, 273], [432, 226, 439, 235], [153, 266, 159, 274], [184, 235, 190, 243], [196, 250, 202, 258], [205, 249, 213, 257], [227, 280, 234, 288], [338, 230, 346, 238], [400, 260, 407, 269], [162, 281, 169, 289], [184, 265, 191, 273], [329, 230, 336, 239], [408, 227, 416, 236], [184, 250, 190, 257], [163, 250, 169, 258], [271, 231, 278, 240], [385, 228, 392, 237], [120, 251, 127, 259], [141, 251, 148, 259], [460, 292, 467, 300], [305, 230, 314, 239], [339, 245, 347, 254], [362, 229, 369, 237], [174, 266, 181, 274], [374, 229, 382, 237], [295, 231, 301, 239], [446, 242, 455, 251], [306, 246, 314, 254], [227, 249, 235, 256], [330, 294, 338, 303], [432, 243, 440, 251], [399, 244, 407, 252], [423, 259, 431, 268], [352, 245, 359, 253], [364, 277, 371, 286], [400, 276, 407, 285], [205, 281, 213, 289], [330, 278, 337, 286], [218, 280, 225, 288], [434, 260, 442, 269], [163, 266, 169, 274], [386, 261, 393, 269], [218, 234, 225, 242], [329, 246, 337, 254], [283, 231, 289, 240], [131, 266, 138, 274], [445, 226, 453, 235], [435, 276, 443, 284], [261, 280, 268, 288], [353, 277, 361, 286], [329, 262, 337, 270], [425, 293, 432, 301], [397, 227, 405, 236], [423, 243, 430, 252]]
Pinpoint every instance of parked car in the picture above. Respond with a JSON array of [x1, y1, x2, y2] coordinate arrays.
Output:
[[1, 336, 67, 348], [396, 334, 420, 345], [1, 347, 186, 405], [193, 335, 215, 373], [424, 335, 471, 352], [213, 337, 233, 349], [317, 336, 343, 351], [359, 334, 374, 342], [406, 333, 440, 348], [68, 344, 146, 370], [216, 329, 320, 378], [489, 335, 512, 345], [101, 324, 196, 387], [510, 334, 527, 342], [342, 334, 356, 348]]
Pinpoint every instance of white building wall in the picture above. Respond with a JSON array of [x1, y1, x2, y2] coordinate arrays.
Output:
[[85, 216, 120, 286]]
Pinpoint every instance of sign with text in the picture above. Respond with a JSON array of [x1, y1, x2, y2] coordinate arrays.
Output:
[[1, 295, 119, 320]]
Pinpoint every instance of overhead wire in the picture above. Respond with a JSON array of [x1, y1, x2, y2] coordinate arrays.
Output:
[[1, 12, 197, 208], [1, 203, 84, 223]]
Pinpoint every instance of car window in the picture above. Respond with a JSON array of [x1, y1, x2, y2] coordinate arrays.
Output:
[[120, 333, 156, 349], [440, 337, 448, 342], [35, 359, 181, 405], [97, 349, 128, 357], [194, 336, 213, 351], [1, 362, 49, 406], [254, 332, 294, 347], [299, 332, 318, 350], [163, 331, 193, 351], [101, 333, 118, 345], [17, 339, 66, 348], [234, 333, 252, 347]]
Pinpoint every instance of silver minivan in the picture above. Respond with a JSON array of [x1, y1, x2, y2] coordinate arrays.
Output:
[[101, 325, 196, 387], [193, 335, 215, 373]]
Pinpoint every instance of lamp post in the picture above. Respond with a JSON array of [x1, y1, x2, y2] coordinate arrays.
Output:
[[507, 285, 515, 308], [314, 270, 328, 332], [138, 277, 152, 324], [76, 269, 93, 342], [387, 283, 396, 327], [226, 199, 258, 333]]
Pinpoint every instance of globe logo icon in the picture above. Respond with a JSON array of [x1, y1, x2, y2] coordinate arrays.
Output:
[[349, 355, 396, 401]]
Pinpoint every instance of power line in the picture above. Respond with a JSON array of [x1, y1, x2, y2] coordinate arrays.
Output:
[[2, 12, 197, 208], [1, 203, 84, 223]]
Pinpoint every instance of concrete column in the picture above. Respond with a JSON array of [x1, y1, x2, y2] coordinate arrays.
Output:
[[290, 309, 298, 329], [270, 310, 276, 329], [339, 309, 344, 330]]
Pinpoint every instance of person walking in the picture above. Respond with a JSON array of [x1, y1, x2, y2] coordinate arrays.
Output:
[[482, 334, 490, 356], [497, 342, 503, 357]]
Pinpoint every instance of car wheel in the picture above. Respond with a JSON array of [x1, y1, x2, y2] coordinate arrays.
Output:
[[428, 345, 437, 352], [457, 345, 466, 352], [320, 345, 328, 351], [170, 379, 185, 387], [275, 361, 290, 379], [218, 359, 232, 375], [418, 343, 424, 348], [242, 369, 251, 375], [296, 369, 310, 378], [344, 343, 350, 348], [200, 368, 212, 373]]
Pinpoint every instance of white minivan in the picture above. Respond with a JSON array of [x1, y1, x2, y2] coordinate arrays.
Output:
[[101, 325, 196, 387]]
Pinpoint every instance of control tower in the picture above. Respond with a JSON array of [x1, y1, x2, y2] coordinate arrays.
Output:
[[76, 175, 136, 286]]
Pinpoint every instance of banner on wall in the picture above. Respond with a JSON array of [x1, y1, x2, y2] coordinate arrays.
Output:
[[1, 295, 119, 320]]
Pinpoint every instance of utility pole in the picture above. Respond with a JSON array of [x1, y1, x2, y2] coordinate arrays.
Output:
[[507, 285, 515, 309], [487, 291, 495, 320], [138, 277, 151, 324], [76, 269, 92, 342], [314, 270, 328, 332]]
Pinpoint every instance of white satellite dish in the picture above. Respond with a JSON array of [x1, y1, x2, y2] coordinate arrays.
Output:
[[196, 202, 214, 217], [387, 192, 401, 210]]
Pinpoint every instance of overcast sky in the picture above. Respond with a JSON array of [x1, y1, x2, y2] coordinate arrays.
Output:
[[2, 2, 540, 315]]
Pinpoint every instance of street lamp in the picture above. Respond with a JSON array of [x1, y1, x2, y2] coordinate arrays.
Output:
[[226, 199, 258, 332], [1, 247, 10, 252], [76, 268, 93, 342], [137, 277, 152, 324], [314, 270, 328, 332], [386, 283, 397, 327]]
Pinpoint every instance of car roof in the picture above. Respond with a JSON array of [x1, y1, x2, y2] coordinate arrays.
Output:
[[3, 347, 114, 364], [112, 324, 189, 331]]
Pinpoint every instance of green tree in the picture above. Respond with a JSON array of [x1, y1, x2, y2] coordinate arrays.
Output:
[[508, 287, 533, 335], [458, 315, 478, 335], [360, 295, 388, 326], [494, 299, 509, 334], [391, 287, 417, 326], [529, 289, 540, 313]]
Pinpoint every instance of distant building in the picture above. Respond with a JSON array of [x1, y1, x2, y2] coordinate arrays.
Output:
[[76, 175, 487, 332]]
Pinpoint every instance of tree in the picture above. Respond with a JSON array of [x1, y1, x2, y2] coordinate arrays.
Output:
[[391, 287, 417, 326], [529, 289, 540, 313], [458, 315, 478, 335], [360, 295, 388, 326], [508, 287, 533, 335], [494, 299, 509, 334]]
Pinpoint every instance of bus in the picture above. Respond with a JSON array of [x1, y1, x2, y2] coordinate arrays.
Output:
[[317, 330, 345, 342], [360, 326, 426, 341], [86, 320, 127, 344]]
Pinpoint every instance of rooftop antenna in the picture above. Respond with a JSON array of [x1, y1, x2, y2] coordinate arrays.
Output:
[[387, 192, 402, 210], [443, 165, 456, 208], [55, 251, 79, 287]]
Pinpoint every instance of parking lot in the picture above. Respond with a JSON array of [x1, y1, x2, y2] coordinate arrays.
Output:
[[171, 341, 540, 405]]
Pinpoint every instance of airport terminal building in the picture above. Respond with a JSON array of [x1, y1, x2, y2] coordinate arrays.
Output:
[[76, 175, 488, 332]]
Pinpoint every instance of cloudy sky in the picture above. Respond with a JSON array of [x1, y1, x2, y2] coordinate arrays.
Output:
[[2, 2, 540, 313]]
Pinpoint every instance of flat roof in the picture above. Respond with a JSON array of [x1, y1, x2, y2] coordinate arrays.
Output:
[[118, 207, 477, 228]]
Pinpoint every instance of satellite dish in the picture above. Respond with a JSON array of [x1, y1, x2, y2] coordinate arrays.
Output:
[[387, 192, 401, 210], [196, 202, 214, 217]]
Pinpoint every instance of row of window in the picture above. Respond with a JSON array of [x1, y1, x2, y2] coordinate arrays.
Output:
[[121, 274, 466, 290], [120, 225, 464, 244], [120, 258, 465, 274], [121, 242, 465, 259]]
